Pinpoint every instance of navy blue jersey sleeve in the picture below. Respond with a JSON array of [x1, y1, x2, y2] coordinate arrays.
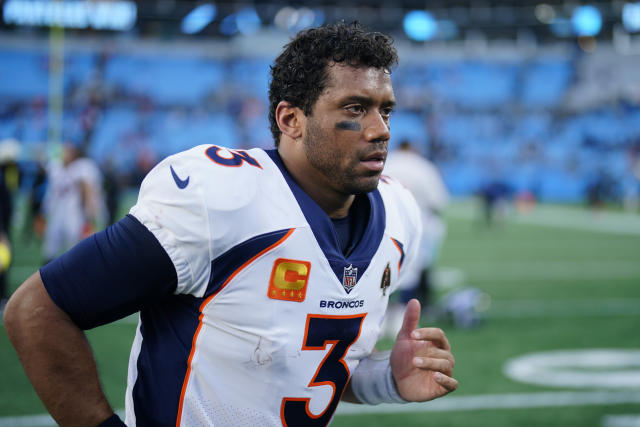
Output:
[[40, 214, 178, 330]]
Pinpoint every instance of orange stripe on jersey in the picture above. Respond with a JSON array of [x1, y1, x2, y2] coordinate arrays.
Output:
[[175, 228, 295, 426], [390, 237, 405, 271]]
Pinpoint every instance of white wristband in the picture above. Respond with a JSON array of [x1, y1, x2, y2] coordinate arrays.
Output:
[[350, 350, 407, 405]]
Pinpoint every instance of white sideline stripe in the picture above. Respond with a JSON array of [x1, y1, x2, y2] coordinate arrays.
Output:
[[0, 410, 125, 427], [457, 261, 640, 281], [488, 298, 640, 318], [0, 414, 54, 427], [446, 202, 640, 235], [603, 415, 640, 427], [2, 391, 639, 425], [336, 390, 640, 416], [512, 207, 640, 236]]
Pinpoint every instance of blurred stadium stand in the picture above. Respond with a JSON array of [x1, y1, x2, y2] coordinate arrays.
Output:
[[0, 1, 639, 204]]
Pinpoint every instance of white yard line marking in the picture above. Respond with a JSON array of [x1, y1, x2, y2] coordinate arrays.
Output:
[[0, 410, 125, 427], [603, 414, 640, 427], [488, 298, 640, 318], [0, 414, 55, 427], [336, 390, 640, 416], [447, 201, 640, 236], [443, 261, 640, 281], [511, 207, 640, 236], [504, 349, 640, 389], [2, 391, 639, 425]]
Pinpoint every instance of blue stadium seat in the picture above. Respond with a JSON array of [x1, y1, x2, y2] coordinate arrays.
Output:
[[104, 55, 224, 105], [0, 49, 49, 99], [521, 59, 572, 108], [389, 111, 427, 150]]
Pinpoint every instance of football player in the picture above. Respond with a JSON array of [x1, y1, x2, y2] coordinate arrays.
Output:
[[42, 141, 107, 263], [381, 140, 449, 337], [4, 22, 457, 426]]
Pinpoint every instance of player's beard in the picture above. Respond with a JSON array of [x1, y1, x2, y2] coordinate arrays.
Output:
[[302, 119, 383, 195]]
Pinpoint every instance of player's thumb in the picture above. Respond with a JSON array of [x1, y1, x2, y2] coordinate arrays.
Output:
[[397, 298, 421, 339]]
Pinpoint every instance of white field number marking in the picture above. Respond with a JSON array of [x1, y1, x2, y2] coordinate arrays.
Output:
[[503, 349, 640, 388]]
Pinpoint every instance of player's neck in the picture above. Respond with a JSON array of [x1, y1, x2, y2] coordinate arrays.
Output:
[[305, 186, 355, 219], [277, 146, 354, 219]]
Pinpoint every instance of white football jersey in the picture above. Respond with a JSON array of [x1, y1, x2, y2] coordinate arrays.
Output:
[[43, 156, 107, 259], [384, 149, 449, 281], [126, 145, 422, 426]]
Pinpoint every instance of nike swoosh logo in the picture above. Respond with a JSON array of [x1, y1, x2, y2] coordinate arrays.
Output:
[[170, 165, 190, 189]]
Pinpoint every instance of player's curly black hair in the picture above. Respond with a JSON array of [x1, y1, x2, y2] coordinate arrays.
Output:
[[268, 21, 398, 146]]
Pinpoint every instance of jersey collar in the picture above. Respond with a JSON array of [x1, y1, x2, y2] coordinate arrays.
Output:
[[265, 149, 386, 291]]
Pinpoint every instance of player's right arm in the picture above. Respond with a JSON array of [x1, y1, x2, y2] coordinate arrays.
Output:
[[3, 272, 115, 427], [4, 212, 180, 426], [4, 147, 213, 426]]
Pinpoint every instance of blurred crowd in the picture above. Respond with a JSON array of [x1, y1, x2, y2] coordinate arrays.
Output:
[[1, 38, 639, 207], [0, 137, 115, 306], [1, 37, 640, 308]]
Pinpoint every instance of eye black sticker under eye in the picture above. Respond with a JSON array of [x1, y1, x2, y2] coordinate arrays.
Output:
[[335, 121, 361, 131]]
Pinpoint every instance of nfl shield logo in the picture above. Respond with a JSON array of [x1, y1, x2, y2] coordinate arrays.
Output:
[[342, 264, 358, 293]]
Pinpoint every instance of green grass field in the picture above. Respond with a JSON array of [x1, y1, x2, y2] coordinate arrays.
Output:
[[1, 199, 639, 426]]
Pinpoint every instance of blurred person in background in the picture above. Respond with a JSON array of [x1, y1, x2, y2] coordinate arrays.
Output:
[[101, 157, 123, 226], [25, 157, 48, 240], [585, 167, 620, 210], [477, 177, 512, 228], [622, 146, 640, 212], [42, 140, 106, 264], [0, 138, 21, 308], [382, 140, 449, 337]]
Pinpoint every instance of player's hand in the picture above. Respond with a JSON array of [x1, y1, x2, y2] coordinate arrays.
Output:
[[390, 299, 458, 401]]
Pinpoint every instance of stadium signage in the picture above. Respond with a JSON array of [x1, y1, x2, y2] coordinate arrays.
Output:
[[3, 0, 137, 31]]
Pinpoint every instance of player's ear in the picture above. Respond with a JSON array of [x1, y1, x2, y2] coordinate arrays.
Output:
[[275, 101, 304, 141]]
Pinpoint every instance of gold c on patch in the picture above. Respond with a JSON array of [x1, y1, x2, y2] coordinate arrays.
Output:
[[267, 258, 311, 302]]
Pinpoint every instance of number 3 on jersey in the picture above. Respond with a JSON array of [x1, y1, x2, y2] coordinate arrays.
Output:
[[281, 314, 367, 426]]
